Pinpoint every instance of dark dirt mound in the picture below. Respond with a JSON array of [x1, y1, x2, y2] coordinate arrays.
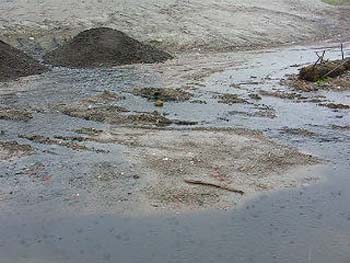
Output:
[[299, 58, 350, 82], [44, 27, 173, 68], [0, 40, 48, 81]]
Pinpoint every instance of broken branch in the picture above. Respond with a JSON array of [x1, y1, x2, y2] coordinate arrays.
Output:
[[184, 179, 244, 195], [314, 50, 326, 67]]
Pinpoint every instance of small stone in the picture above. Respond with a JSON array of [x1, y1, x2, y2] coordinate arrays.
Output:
[[154, 100, 164, 107]]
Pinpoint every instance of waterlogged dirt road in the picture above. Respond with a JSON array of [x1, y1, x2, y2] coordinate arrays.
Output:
[[0, 42, 350, 262]]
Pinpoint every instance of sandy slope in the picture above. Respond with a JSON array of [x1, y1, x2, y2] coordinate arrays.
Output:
[[0, 0, 349, 53]]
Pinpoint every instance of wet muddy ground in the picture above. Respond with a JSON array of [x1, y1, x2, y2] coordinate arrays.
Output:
[[1, 42, 350, 262]]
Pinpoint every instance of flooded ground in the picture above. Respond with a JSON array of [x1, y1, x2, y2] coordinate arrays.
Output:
[[1, 42, 350, 262], [1, 165, 350, 263]]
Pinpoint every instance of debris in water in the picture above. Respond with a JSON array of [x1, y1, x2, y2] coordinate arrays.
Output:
[[184, 179, 244, 195], [299, 58, 350, 82]]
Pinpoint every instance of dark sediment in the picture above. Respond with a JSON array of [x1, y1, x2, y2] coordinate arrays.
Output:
[[0, 40, 48, 81], [299, 59, 350, 82], [44, 27, 173, 68]]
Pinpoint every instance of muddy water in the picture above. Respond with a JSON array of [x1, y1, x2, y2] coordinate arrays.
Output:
[[1, 42, 350, 262]]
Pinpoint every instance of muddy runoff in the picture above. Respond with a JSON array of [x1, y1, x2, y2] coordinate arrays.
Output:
[[1, 42, 350, 216]]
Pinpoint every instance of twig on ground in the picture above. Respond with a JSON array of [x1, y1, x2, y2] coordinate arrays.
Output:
[[341, 43, 344, 60], [314, 50, 326, 67], [184, 179, 245, 195]]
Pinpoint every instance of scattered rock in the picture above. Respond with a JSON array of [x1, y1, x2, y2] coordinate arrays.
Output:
[[44, 27, 173, 68], [132, 87, 193, 102], [0, 40, 48, 81]]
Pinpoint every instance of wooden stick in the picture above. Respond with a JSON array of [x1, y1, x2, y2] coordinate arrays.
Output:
[[341, 43, 344, 60], [184, 179, 244, 195], [313, 54, 321, 67], [313, 50, 326, 68]]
